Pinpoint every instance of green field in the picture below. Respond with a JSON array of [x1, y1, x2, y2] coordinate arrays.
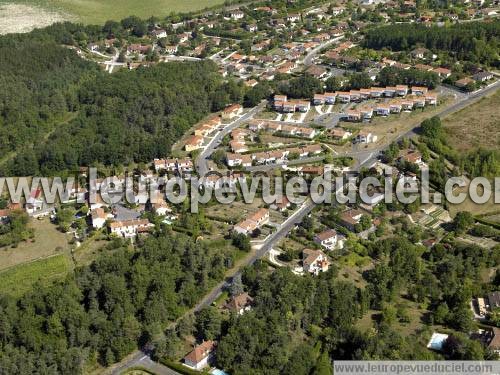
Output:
[[0, 254, 72, 297], [1, 0, 226, 25]]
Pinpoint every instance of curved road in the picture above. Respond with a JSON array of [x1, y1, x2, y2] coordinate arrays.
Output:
[[106, 73, 500, 375], [196, 102, 267, 177], [303, 36, 345, 67]]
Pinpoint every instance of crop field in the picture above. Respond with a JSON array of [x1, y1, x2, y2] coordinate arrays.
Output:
[[0, 0, 225, 30]]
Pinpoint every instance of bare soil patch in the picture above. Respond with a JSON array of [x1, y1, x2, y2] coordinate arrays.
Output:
[[443, 89, 500, 152], [0, 3, 70, 34]]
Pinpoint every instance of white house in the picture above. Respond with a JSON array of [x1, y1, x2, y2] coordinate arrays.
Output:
[[230, 10, 245, 20], [109, 219, 153, 238], [183, 341, 216, 370], [287, 14, 301, 22], [356, 131, 377, 144], [302, 249, 330, 275], [314, 229, 344, 250], [91, 208, 109, 229]]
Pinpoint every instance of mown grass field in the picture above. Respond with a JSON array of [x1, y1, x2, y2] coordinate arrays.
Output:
[[0, 254, 72, 297], [0, 218, 71, 271], [1, 0, 226, 25]]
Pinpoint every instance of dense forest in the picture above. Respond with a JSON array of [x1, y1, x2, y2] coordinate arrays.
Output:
[[0, 37, 97, 161], [377, 67, 440, 89], [151, 224, 500, 374], [0, 42, 224, 176], [363, 21, 500, 66], [0, 22, 251, 176], [0, 231, 234, 372]]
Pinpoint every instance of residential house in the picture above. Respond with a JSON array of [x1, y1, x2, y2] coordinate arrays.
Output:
[[153, 199, 172, 216], [271, 196, 291, 212], [360, 88, 372, 100], [384, 87, 396, 97], [151, 28, 167, 38], [225, 292, 254, 314], [303, 144, 323, 155], [329, 128, 352, 140], [109, 219, 153, 238], [401, 99, 414, 111], [433, 67, 451, 78], [230, 10, 245, 20], [359, 107, 374, 120], [324, 92, 337, 104], [245, 79, 258, 87], [91, 208, 109, 229], [411, 47, 429, 59], [313, 94, 326, 105], [227, 153, 252, 168], [399, 150, 423, 165], [389, 101, 403, 113], [455, 77, 475, 89], [425, 94, 437, 105], [339, 209, 364, 231], [412, 96, 426, 108], [184, 135, 204, 152], [294, 100, 311, 113], [194, 117, 222, 137], [164, 45, 178, 54], [230, 141, 248, 153], [221, 104, 243, 120], [337, 91, 351, 103], [306, 65, 328, 79], [313, 33, 331, 43], [233, 208, 269, 235], [375, 104, 390, 116], [370, 87, 384, 98], [482, 327, 500, 354], [412, 86, 429, 96], [287, 14, 301, 22], [25, 189, 44, 216], [396, 85, 409, 96], [346, 109, 362, 122], [302, 249, 330, 275], [356, 131, 377, 144], [415, 64, 434, 72], [473, 71, 493, 82], [349, 90, 361, 102], [127, 44, 151, 54], [246, 24, 258, 32], [183, 341, 216, 371], [277, 61, 297, 74], [314, 229, 344, 250]]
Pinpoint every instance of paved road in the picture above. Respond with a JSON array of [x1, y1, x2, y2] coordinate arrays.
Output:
[[303, 36, 344, 67], [162, 55, 202, 62], [343, 80, 500, 170], [107, 350, 180, 375], [195, 102, 267, 177], [106, 77, 500, 375], [190, 198, 316, 313]]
